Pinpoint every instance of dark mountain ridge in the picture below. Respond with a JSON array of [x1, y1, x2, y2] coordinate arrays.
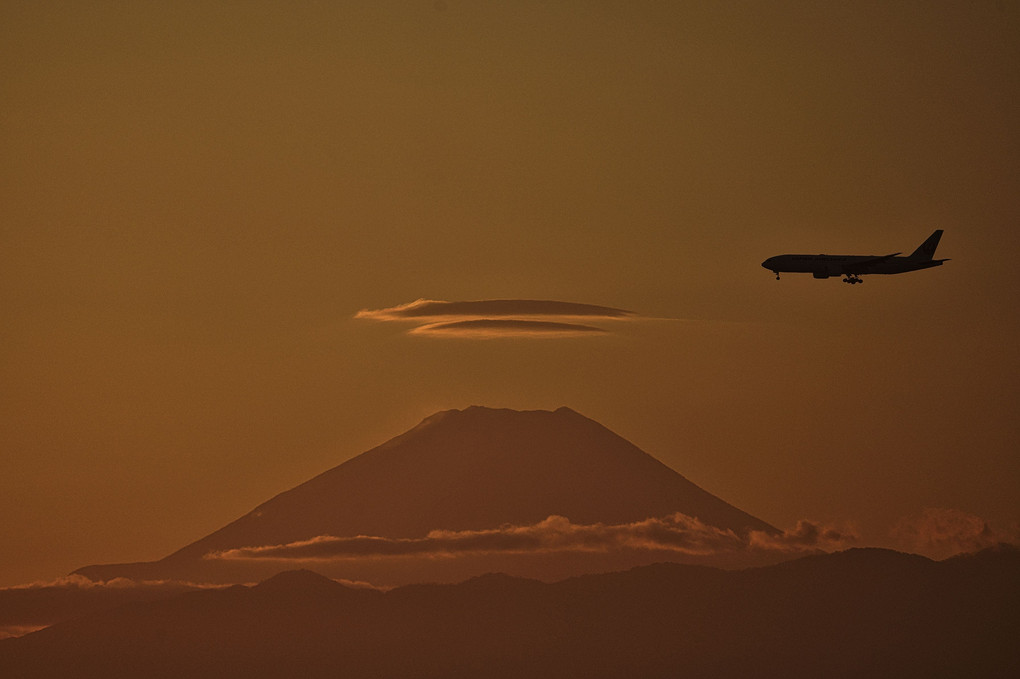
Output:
[[4, 547, 1017, 679]]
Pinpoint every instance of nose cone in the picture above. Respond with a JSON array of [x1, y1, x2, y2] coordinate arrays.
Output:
[[761, 257, 775, 269]]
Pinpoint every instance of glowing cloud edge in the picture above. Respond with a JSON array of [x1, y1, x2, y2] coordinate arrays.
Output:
[[356, 298, 635, 322], [204, 514, 857, 563], [410, 319, 607, 338]]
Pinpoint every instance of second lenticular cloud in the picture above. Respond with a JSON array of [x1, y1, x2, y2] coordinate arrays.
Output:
[[355, 299, 636, 338]]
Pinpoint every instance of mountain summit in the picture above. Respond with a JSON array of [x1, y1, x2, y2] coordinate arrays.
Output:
[[75, 406, 775, 584]]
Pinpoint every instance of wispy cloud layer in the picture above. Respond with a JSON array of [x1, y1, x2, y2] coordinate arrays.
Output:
[[0, 625, 47, 640], [356, 299, 637, 338], [0, 573, 382, 639], [1, 573, 382, 594], [2, 574, 225, 591], [207, 514, 855, 563]]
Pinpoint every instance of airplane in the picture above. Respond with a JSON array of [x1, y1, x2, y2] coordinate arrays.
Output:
[[761, 230, 949, 284]]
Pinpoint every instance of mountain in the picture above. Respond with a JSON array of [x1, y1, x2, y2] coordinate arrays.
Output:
[[4, 547, 1017, 678], [74, 406, 776, 584]]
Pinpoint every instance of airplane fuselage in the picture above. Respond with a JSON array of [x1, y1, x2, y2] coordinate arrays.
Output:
[[762, 254, 945, 277], [761, 230, 948, 283]]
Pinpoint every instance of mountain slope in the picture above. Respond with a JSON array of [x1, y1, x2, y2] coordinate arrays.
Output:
[[75, 407, 774, 583]]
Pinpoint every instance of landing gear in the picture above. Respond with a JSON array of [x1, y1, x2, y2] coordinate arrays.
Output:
[[773, 271, 780, 280], [842, 274, 863, 284]]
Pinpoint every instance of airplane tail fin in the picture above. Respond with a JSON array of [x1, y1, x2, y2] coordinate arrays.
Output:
[[909, 230, 943, 260]]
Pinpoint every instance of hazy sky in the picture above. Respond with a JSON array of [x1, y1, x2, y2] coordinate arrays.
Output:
[[2, 1, 1018, 587]]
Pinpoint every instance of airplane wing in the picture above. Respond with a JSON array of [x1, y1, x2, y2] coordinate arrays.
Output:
[[851, 252, 901, 268]]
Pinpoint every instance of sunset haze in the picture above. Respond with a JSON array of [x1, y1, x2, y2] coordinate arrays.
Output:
[[2, 0, 1018, 596]]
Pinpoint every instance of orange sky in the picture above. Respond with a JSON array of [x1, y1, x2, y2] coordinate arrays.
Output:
[[2, 1, 1018, 587]]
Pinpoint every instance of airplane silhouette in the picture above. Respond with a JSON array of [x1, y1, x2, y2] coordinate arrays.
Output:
[[762, 230, 949, 284]]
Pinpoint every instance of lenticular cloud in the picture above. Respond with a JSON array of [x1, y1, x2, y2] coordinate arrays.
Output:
[[411, 319, 607, 338], [356, 299, 634, 321], [355, 298, 635, 337]]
